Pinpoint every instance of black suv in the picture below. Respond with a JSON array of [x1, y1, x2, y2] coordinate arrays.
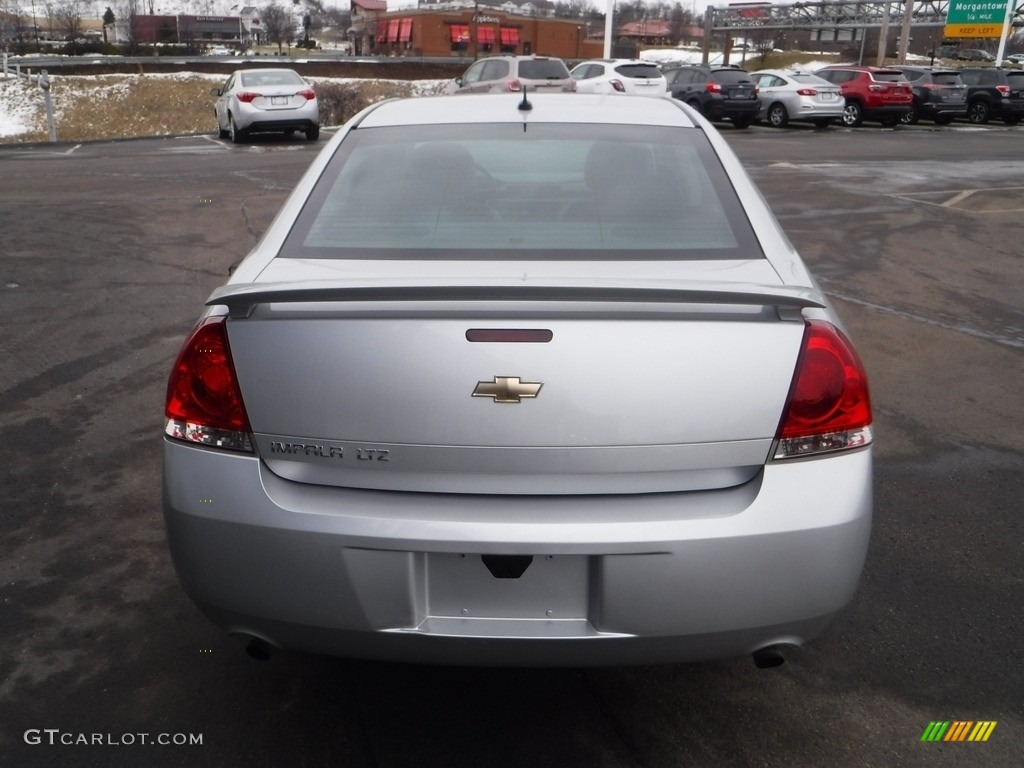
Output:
[[891, 66, 968, 125], [957, 67, 1024, 124], [664, 65, 759, 128]]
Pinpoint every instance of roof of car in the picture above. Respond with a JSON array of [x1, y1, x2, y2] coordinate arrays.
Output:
[[356, 93, 697, 129], [818, 64, 902, 72], [572, 58, 660, 66], [667, 63, 747, 72]]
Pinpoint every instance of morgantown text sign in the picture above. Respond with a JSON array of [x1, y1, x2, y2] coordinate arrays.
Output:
[[944, 0, 1007, 38]]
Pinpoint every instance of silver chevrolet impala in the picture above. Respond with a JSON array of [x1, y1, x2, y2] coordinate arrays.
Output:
[[163, 93, 873, 667]]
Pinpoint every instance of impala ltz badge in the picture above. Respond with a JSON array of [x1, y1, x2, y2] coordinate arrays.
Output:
[[473, 376, 543, 404]]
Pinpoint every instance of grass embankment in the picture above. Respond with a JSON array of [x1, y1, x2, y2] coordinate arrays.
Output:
[[4, 75, 442, 144]]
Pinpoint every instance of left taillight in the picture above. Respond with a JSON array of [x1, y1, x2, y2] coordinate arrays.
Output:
[[165, 316, 252, 452], [236, 91, 259, 103], [772, 320, 872, 460]]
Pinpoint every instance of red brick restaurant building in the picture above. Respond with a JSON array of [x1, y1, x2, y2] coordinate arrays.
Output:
[[349, 0, 603, 59]]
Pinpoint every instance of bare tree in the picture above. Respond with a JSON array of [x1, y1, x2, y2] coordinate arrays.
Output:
[[112, 0, 140, 52], [53, 0, 85, 51], [667, 2, 691, 46], [554, 0, 591, 18], [261, 3, 295, 54]]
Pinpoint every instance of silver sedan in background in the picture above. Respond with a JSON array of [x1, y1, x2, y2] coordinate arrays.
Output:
[[164, 93, 873, 668], [212, 68, 320, 143], [751, 70, 845, 128]]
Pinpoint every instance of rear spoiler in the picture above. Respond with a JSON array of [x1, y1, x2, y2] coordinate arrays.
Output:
[[208, 280, 827, 319]]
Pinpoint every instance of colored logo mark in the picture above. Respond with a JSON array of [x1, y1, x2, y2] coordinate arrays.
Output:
[[921, 721, 997, 742]]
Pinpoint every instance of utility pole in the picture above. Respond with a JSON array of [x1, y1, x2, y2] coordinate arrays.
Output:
[[897, 0, 913, 63]]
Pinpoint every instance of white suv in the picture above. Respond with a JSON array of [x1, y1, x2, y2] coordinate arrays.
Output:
[[570, 59, 668, 96]]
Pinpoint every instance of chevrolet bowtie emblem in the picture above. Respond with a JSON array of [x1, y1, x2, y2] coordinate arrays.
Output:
[[472, 376, 543, 404]]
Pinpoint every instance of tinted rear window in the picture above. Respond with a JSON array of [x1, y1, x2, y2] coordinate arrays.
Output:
[[713, 70, 754, 84], [872, 72, 906, 82], [614, 64, 663, 79], [791, 74, 833, 86], [518, 60, 570, 79], [240, 70, 303, 87], [283, 124, 762, 261], [932, 73, 964, 86]]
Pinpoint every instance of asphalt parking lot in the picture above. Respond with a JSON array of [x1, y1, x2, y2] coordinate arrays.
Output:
[[1, 125, 1021, 767]]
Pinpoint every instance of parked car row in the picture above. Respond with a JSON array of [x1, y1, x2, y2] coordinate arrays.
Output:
[[448, 56, 1024, 131], [215, 58, 1022, 143]]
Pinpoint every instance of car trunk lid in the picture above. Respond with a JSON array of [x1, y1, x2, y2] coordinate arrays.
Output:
[[213, 274, 819, 495]]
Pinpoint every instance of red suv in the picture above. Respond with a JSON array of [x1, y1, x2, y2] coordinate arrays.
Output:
[[814, 66, 913, 127]]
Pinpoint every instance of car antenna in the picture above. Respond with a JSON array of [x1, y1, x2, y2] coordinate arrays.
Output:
[[518, 85, 532, 112]]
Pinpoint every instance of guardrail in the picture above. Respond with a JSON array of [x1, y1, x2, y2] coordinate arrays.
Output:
[[2, 53, 58, 142]]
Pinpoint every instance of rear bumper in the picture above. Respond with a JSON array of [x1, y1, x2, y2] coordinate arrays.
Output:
[[919, 101, 967, 120], [862, 104, 912, 121], [705, 100, 761, 121], [238, 118, 318, 135], [162, 439, 872, 666], [235, 102, 318, 133]]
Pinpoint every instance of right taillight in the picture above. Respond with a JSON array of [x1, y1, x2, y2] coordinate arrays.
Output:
[[773, 320, 873, 460], [165, 316, 252, 452]]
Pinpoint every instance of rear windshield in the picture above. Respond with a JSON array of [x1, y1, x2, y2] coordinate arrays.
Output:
[[240, 70, 304, 87], [282, 123, 762, 261], [932, 73, 964, 86], [518, 60, 570, 79], [713, 70, 754, 84], [791, 74, 829, 85], [614, 63, 663, 79], [872, 72, 906, 82]]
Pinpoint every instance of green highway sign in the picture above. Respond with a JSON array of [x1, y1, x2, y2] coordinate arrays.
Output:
[[945, 0, 1008, 38]]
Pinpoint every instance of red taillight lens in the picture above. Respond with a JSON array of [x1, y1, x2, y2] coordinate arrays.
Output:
[[297, 88, 315, 100], [236, 91, 259, 103], [774, 321, 872, 459], [706, 82, 722, 93], [796, 88, 818, 96], [610, 79, 625, 92], [165, 317, 252, 452], [506, 79, 522, 92], [997, 85, 1010, 96]]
